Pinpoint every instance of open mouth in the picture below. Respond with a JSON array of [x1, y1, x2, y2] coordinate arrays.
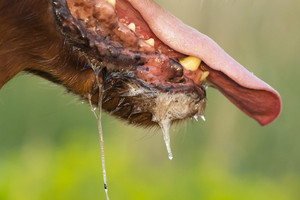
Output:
[[52, 0, 207, 127], [52, 0, 281, 127]]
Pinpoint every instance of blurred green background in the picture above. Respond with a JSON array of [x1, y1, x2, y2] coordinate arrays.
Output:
[[0, 0, 299, 199]]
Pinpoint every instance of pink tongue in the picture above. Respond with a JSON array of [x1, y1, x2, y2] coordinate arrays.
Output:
[[127, 0, 282, 126]]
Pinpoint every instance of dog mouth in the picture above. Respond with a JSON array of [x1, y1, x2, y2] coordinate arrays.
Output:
[[52, 0, 281, 127], [52, 0, 207, 126]]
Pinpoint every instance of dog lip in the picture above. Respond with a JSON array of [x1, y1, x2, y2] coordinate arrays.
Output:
[[54, 0, 201, 91], [127, 0, 282, 125]]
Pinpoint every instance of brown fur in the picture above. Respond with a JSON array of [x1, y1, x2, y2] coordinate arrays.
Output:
[[0, 0, 96, 98]]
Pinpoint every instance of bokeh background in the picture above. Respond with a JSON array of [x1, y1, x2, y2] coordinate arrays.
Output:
[[0, 0, 299, 199]]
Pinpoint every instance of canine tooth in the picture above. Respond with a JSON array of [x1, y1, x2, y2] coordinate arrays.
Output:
[[106, 0, 116, 8], [200, 71, 210, 82], [145, 38, 155, 47], [179, 56, 202, 71], [127, 23, 136, 32]]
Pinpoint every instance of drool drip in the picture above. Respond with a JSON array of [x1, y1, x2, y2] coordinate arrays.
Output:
[[97, 84, 110, 200], [159, 120, 173, 160], [88, 67, 110, 200]]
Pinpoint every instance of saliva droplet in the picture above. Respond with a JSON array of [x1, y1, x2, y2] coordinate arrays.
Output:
[[88, 94, 98, 119], [193, 115, 199, 122], [159, 120, 173, 160], [200, 115, 206, 122]]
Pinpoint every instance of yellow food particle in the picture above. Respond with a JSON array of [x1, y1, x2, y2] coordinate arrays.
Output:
[[106, 0, 116, 8], [145, 38, 155, 47], [127, 23, 136, 32], [200, 71, 210, 82], [179, 56, 202, 71]]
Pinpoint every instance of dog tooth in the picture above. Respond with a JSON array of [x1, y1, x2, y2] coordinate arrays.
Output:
[[145, 38, 155, 47], [200, 71, 210, 82], [106, 0, 116, 8], [179, 56, 202, 71], [127, 22, 136, 32]]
